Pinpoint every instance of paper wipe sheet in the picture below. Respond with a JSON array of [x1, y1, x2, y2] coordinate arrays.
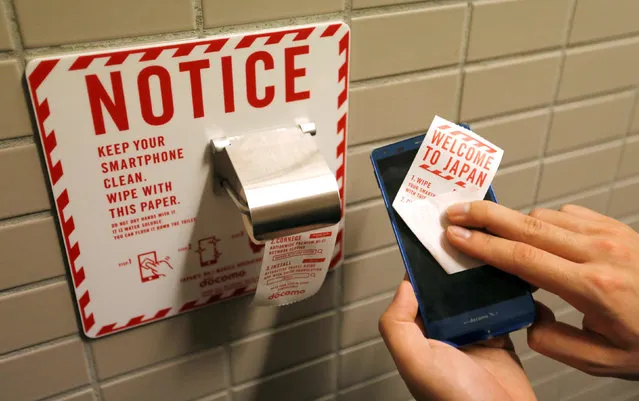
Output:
[[252, 224, 339, 306], [393, 116, 504, 274]]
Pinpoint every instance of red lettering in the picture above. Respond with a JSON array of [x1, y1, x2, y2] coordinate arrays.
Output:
[[285, 45, 310, 102], [245, 51, 275, 108], [86, 72, 129, 135], [179, 59, 210, 118], [138, 66, 174, 126], [221, 56, 235, 113], [442, 135, 452, 151], [457, 142, 467, 157], [430, 130, 446, 146]]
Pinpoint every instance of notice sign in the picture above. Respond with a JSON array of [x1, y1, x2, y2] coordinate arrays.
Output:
[[26, 22, 349, 338]]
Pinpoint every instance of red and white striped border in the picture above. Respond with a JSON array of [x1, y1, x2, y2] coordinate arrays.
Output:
[[436, 124, 498, 154], [27, 23, 349, 337]]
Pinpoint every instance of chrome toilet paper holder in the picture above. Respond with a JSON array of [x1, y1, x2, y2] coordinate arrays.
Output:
[[210, 122, 342, 244]]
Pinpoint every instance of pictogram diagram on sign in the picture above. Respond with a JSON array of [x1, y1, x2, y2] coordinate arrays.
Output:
[[196, 236, 222, 267], [138, 251, 173, 282], [25, 21, 350, 338]]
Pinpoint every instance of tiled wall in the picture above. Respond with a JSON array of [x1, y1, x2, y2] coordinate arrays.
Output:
[[1, 0, 639, 400]]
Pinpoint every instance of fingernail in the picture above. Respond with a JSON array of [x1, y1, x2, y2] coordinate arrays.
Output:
[[448, 225, 471, 239], [447, 202, 470, 217]]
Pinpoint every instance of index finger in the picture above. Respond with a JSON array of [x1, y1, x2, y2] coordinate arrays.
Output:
[[445, 224, 590, 308]]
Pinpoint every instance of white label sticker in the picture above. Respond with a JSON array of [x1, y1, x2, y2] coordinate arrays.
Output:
[[393, 116, 504, 274], [252, 225, 339, 306], [393, 115, 503, 208]]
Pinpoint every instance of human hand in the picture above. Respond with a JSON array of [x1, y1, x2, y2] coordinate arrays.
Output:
[[379, 276, 537, 401], [446, 202, 639, 380]]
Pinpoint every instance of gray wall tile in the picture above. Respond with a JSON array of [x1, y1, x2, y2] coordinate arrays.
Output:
[[0, 60, 33, 139], [339, 339, 395, 388], [351, 5, 465, 80], [342, 247, 403, 304], [231, 313, 336, 383], [14, 0, 194, 47], [341, 294, 392, 348], [0, 338, 90, 401], [0, 281, 78, 354], [348, 71, 459, 146], [0, 216, 66, 290], [101, 348, 227, 401], [233, 356, 336, 401]]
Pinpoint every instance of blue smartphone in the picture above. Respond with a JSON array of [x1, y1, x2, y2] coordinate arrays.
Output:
[[370, 131, 536, 347]]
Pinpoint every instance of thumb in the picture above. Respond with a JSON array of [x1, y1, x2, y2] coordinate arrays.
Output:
[[527, 302, 625, 376], [379, 278, 432, 367]]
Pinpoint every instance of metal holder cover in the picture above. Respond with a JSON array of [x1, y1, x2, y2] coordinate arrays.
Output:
[[211, 123, 341, 244]]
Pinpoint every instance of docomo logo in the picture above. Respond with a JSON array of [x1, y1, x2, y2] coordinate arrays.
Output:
[[268, 289, 306, 300], [85, 45, 312, 136], [200, 271, 246, 288]]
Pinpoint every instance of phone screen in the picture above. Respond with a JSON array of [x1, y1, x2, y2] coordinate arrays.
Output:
[[376, 148, 531, 323]]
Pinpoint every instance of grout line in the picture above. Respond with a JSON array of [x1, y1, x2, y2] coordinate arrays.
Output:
[[532, 0, 578, 205], [190, 390, 230, 401], [343, 241, 402, 260], [193, 0, 204, 37], [347, 131, 427, 154], [468, 85, 638, 128], [543, 134, 632, 160], [24, 31, 199, 57], [567, 30, 639, 49], [350, 0, 467, 18], [0, 209, 51, 228], [231, 354, 335, 392], [0, 50, 18, 59], [560, 378, 615, 401], [99, 346, 225, 386], [82, 342, 105, 401], [343, 243, 397, 263], [312, 395, 337, 401], [343, 0, 353, 25], [608, 171, 639, 188], [337, 336, 384, 355], [454, 1, 472, 123], [0, 134, 34, 148], [338, 369, 398, 394], [334, 1, 352, 395], [345, 196, 383, 211], [200, 12, 345, 37], [565, 31, 639, 54], [529, 364, 575, 387], [229, 310, 335, 346], [620, 212, 639, 225], [340, 289, 394, 310], [464, 44, 564, 66], [349, 64, 459, 89], [542, 138, 623, 163], [222, 344, 234, 401], [3, 0, 25, 67], [40, 386, 96, 401], [0, 334, 79, 360], [605, 87, 639, 214], [0, 275, 65, 298], [534, 185, 611, 209], [462, 48, 561, 71], [496, 159, 539, 175]]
